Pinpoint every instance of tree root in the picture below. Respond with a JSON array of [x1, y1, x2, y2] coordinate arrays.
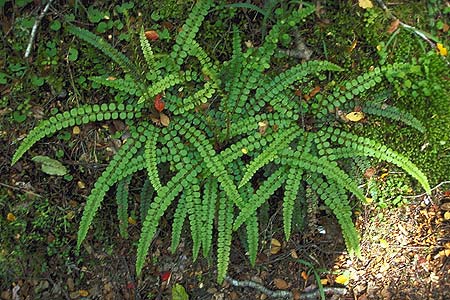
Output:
[[225, 276, 347, 299]]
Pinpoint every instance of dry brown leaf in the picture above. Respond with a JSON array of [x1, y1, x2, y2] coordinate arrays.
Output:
[[160, 113, 170, 127], [273, 278, 289, 290], [387, 19, 400, 34]]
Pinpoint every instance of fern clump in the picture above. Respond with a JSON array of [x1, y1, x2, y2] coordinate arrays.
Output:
[[12, 0, 430, 283]]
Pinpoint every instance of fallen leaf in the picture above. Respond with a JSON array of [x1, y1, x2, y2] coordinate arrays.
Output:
[[172, 284, 189, 300], [258, 121, 269, 135], [290, 249, 298, 259], [301, 271, 308, 281], [154, 94, 165, 112], [7, 212, 16, 222], [335, 274, 349, 285], [379, 238, 389, 249], [77, 181, 86, 189], [320, 278, 328, 285], [387, 19, 400, 34], [345, 111, 365, 122], [128, 217, 137, 225], [32, 155, 68, 176], [161, 271, 171, 281], [437, 43, 448, 56], [72, 126, 81, 135], [145, 30, 159, 41], [444, 211, 450, 220], [358, 0, 373, 9], [348, 40, 357, 52], [241, 148, 248, 154], [79, 290, 89, 297], [160, 113, 170, 127], [270, 238, 281, 254], [273, 278, 289, 289]]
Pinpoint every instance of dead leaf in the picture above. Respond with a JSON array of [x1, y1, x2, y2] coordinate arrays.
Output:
[[301, 271, 308, 281], [387, 19, 400, 34], [345, 111, 365, 122], [7, 212, 16, 222], [335, 274, 349, 285], [258, 121, 269, 135], [358, 0, 373, 9], [273, 278, 289, 289], [444, 211, 450, 220], [160, 113, 170, 127], [348, 40, 357, 52], [73, 126, 81, 135], [79, 290, 89, 297], [145, 30, 159, 41], [270, 238, 281, 254]]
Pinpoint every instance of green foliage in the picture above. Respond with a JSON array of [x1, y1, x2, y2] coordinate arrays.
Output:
[[12, 0, 432, 283]]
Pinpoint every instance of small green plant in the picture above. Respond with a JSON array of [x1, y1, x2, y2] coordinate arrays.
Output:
[[12, 0, 430, 283]]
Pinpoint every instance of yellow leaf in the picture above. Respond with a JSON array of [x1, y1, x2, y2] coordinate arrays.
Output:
[[79, 290, 89, 297], [270, 238, 281, 254], [77, 181, 86, 189], [7, 212, 16, 222], [345, 111, 365, 122], [364, 197, 373, 204], [335, 274, 349, 285], [72, 126, 81, 135], [128, 217, 137, 225], [379, 238, 389, 249], [437, 43, 448, 56], [241, 148, 248, 154], [160, 113, 170, 127], [320, 278, 328, 285], [358, 0, 373, 9], [444, 211, 450, 220]]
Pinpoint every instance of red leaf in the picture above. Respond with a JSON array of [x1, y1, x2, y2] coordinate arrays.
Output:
[[145, 30, 159, 41], [154, 94, 165, 112], [160, 271, 171, 281]]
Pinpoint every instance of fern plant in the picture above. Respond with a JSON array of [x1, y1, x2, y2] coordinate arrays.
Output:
[[12, 0, 430, 283]]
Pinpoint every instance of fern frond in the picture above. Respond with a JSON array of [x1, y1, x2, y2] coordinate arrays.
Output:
[[140, 178, 154, 221], [320, 128, 431, 193], [140, 27, 156, 71], [362, 102, 425, 132], [67, 25, 139, 77], [281, 150, 366, 202], [116, 174, 132, 238], [170, 191, 188, 254], [233, 167, 287, 230], [180, 123, 244, 208], [136, 166, 195, 275], [217, 193, 234, 283], [245, 213, 259, 266], [307, 174, 360, 256], [77, 141, 145, 250], [201, 178, 219, 257], [283, 167, 304, 240], [138, 72, 185, 104], [239, 126, 300, 188], [172, 80, 217, 115], [89, 75, 143, 97], [182, 176, 203, 261], [12, 103, 140, 165], [144, 128, 162, 192], [171, 0, 214, 69]]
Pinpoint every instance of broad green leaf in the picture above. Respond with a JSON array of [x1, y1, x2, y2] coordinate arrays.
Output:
[[32, 155, 68, 176], [172, 284, 189, 300]]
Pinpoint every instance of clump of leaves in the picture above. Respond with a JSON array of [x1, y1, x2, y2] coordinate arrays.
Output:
[[12, 0, 430, 282]]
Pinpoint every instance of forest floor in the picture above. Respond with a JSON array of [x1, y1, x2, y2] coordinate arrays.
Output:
[[1, 0, 450, 299]]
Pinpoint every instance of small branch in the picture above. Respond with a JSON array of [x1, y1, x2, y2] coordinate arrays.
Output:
[[225, 276, 347, 299], [404, 181, 450, 199], [24, 0, 55, 59], [373, 0, 436, 47]]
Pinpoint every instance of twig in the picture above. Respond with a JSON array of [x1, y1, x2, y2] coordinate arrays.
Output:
[[24, 0, 55, 59], [0, 182, 42, 198], [404, 181, 450, 199], [225, 276, 347, 299], [373, 0, 436, 47]]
